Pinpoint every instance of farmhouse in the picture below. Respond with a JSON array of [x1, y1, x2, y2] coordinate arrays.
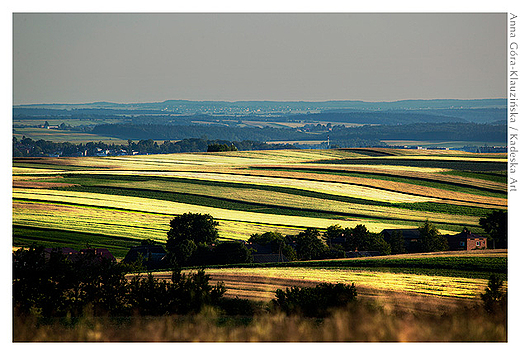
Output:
[[79, 248, 116, 262], [446, 228, 487, 251], [43, 247, 116, 263], [43, 247, 79, 261]]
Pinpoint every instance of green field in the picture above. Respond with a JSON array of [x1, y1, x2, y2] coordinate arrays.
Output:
[[12, 127, 128, 144], [13, 148, 507, 253]]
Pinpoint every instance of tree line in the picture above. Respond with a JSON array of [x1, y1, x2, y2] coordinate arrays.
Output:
[[163, 211, 507, 268], [12, 136, 295, 157], [91, 121, 506, 146]]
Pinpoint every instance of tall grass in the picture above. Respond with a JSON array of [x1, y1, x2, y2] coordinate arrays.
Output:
[[13, 300, 506, 342]]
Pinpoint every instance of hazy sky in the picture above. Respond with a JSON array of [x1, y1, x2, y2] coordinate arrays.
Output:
[[13, 13, 507, 104]]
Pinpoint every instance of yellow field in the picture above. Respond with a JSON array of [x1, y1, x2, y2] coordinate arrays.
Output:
[[13, 201, 171, 241], [254, 163, 507, 191], [13, 148, 507, 244], [148, 265, 503, 303], [13, 188, 428, 240]]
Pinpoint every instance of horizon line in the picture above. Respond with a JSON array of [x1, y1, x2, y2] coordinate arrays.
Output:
[[13, 97, 508, 106]]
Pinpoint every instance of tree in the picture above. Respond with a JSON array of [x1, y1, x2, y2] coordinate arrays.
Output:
[[13, 244, 129, 318], [248, 231, 297, 261], [352, 225, 390, 255], [166, 213, 219, 266], [480, 274, 506, 314], [293, 228, 326, 260], [323, 224, 344, 247], [418, 220, 448, 252], [127, 269, 225, 316], [345, 224, 369, 251], [384, 230, 406, 254], [212, 241, 253, 265], [367, 233, 391, 255], [207, 143, 238, 152], [479, 210, 507, 249]]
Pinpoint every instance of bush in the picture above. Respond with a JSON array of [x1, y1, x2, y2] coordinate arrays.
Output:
[[273, 282, 357, 318], [13, 245, 130, 318], [13, 244, 226, 318], [128, 269, 226, 316], [218, 297, 257, 317], [481, 274, 507, 315]]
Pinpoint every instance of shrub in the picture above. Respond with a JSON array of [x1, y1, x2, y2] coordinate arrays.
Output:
[[127, 269, 226, 316], [273, 282, 357, 318], [481, 274, 507, 315], [218, 297, 257, 317], [13, 245, 130, 318], [13, 244, 226, 318]]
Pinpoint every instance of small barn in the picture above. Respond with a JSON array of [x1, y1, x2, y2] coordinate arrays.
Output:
[[246, 243, 290, 264], [446, 229, 487, 251], [381, 228, 422, 252], [44, 247, 79, 261], [123, 245, 167, 269], [44, 247, 116, 263], [78, 248, 116, 263]]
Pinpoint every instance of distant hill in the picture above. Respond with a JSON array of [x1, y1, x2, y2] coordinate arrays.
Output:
[[14, 99, 506, 126], [14, 98, 506, 111]]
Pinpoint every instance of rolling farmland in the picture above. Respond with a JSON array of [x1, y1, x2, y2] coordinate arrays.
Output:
[[13, 148, 507, 258], [146, 250, 507, 308], [12, 147, 508, 337]]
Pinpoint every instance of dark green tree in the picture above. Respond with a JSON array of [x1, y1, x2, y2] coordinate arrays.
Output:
[[479, 210, 507, 249], [207, 143, 238, 152], [248, 231, 297, 261], [384, 230, 406, 254], [212, 241, 253, 265], [323, 224, 345, 247], [171, 239, 197, 266], [166, 213, 219, 266], [13, 245, 129, 318], [293, 228, 326, 260], [367, 233, 391, 255], [418, 220, 448, 252], [345, 224, 369, 251], [480, 274, 506, 314], [127, 269, 226, 316]]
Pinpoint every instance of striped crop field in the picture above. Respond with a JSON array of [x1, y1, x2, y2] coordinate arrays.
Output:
[[12, 188, 425, 241], [13, 148, 507, 251], [147, 249, 507, 303], [202, 267, 494, 300]]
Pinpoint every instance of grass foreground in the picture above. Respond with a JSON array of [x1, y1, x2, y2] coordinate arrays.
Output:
[[13, 300, 506, 342]]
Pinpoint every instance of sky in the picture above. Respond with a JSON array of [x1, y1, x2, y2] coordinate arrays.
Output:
[[13, 12, 507, 104]]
